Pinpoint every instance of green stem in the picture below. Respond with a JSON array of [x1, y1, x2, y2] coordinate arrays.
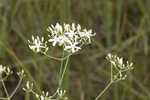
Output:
[[58, 51, 65, 88], [95, 82, 113, 100], [44, 53, 71, 61], [111, 63, 113, 82], [9, 77, 23, 99], [59, 56, 70, 88], [0, 97, 8, 100], [1, 80, 10, 100]]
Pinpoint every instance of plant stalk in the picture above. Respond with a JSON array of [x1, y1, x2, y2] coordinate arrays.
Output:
[[95, 81, 112, 100], [1, 80, 10, 100], [59, 56, 70, 88]]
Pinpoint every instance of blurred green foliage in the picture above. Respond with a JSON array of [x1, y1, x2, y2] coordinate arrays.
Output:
[[0, 0, 150, 100]]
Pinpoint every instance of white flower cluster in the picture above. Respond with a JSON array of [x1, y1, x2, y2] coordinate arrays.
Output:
[[106, 53, 133, 82], [28, 23, 96, 54], [35, 89, 67, 100], [47, 23, 96, 53], [17, 70, 25, 78], [0, 65, 13, 77], [35, 91, 51, 100], [23, 81, 68, 100], [23, 81, 33, 92], [28, 36, 48, 53], [0, 65, 6, 75], [56, 88, 67, 99], [0, 65, 25, 100], [0, 65, 25, 80]]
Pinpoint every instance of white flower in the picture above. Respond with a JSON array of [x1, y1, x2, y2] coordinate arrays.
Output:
[[47, 23, 95, 53], [64, 42, 81, 53], [64, 31, 76, 38], [80, 29, 96, 42], [55, 23, 63, 33], [35, 91, 51, 100], [57, 89, 66, 98], [0, 65, 5, 75], [17, 70, 25, 78], [71, 23, 76, 31], [77, 24, 81, 31], [106, 53, 133, 81], [64, 24, 70, 32], [0, 65, 13, 76], [23, 81, 33, 92], [28, 36, 48, 53], [58, 36, 70, 46], [56, 88, 68, 100], [118, 58, 123, 66], [29, 23, 96, 54], [47, 26, 54, 33], [48, 36, 60, 46], [27, 87, 68, 100]]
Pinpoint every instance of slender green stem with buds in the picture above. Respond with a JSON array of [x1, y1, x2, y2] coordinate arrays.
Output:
[[26, 23, 133, 100]]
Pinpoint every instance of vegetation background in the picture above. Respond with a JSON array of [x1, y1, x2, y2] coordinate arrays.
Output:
[[0, 0, 150, 100]]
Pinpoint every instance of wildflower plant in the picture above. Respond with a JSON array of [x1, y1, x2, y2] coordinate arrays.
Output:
[[106, 53, 133, 82], [28, 23, 133, 100], [95, 53, 133, 100], [27, 23, 96, 100], [0, 65, 25, 100]]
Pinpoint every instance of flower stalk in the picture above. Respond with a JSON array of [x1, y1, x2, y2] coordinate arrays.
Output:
[[95, 81, 113, 100], [95, 53, 133, 100], [59, 55, 70, 88], [0, 65, 24, 100], [27, 23, 134, 100]]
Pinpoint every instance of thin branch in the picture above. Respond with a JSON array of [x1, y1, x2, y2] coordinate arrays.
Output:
[[1, 80, 10, 100], [95, 81, 113, 100], [9, 77, 23, 99], [0, 97, 8, 100], [59, 56, 70, 88], [44, 53, 71, 61]]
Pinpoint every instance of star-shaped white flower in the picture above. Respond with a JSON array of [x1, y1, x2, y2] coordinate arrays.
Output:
[[64, 31, 77, 38], [80, 29, 96, 42], [58, 36, 70, 46], [48, 36, 60, 46], [28, 36, 48, 53], [64, 42, 81, 53]]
